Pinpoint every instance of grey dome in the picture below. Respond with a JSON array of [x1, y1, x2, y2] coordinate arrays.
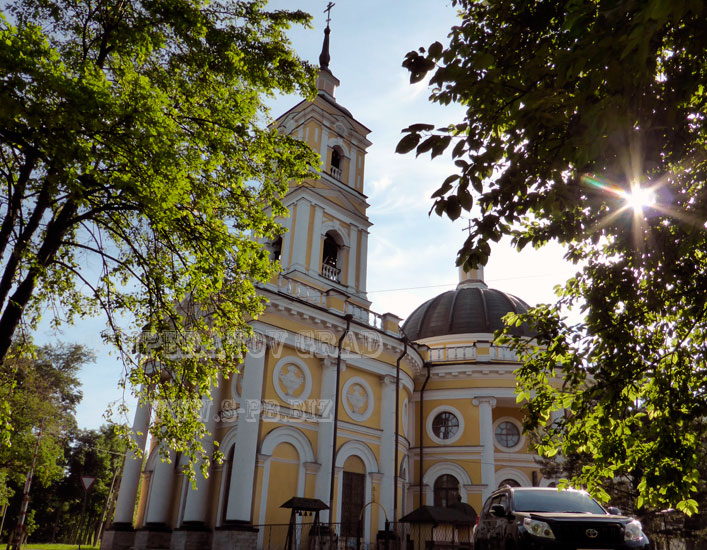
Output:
[[402, 283, 533, 341]]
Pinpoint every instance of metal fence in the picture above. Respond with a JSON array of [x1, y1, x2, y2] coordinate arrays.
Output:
[[255, 521, 473, 550]]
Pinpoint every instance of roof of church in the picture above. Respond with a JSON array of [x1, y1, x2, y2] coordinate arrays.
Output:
[[401, 280, 534, 341]]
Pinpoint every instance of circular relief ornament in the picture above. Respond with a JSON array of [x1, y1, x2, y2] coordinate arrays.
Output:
[[273, 357, 312, 405], [342, 377, 374, 422]]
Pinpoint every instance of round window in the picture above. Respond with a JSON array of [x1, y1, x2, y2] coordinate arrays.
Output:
[[495, 421, 520, 448], [432, 411, 459, 440]]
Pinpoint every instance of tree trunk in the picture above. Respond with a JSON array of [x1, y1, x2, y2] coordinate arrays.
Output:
[[0, 199, 77, 365]]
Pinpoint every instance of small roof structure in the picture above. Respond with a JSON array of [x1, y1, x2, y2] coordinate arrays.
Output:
[[400, 505, 476, 526], [280, 497, 329, 511]]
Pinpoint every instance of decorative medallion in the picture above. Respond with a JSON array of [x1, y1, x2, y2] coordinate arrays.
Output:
[[342, 377, 374, 422], [273, 357, 312, 405], [279, 365, 304, 397]]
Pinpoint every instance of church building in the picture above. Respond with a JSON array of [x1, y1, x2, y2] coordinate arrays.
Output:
[[102, 19, 550, 550]]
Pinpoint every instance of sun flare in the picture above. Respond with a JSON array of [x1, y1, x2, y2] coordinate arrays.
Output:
[[621, 185, 657, 213]]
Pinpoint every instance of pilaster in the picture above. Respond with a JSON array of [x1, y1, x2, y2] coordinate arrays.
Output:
[[225, 350, 267, 523], [379, 376, 396, 529], [315, 356, 337, 522], [473, 396, 497, 502]]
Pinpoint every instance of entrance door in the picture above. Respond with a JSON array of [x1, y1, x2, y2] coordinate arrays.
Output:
[[341, 471, 365, 539]]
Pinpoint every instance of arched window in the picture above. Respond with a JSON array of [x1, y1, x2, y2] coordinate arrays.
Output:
[[434, 474, 460, 508], [498, 478, 521, 489], [321, 232, 341, 283], [330, 147, 343, 180], [270, 236, 282, 262]]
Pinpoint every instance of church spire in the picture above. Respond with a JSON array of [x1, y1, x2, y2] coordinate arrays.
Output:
[[316, 2, 340, 99], [318, 2, 335, 71]]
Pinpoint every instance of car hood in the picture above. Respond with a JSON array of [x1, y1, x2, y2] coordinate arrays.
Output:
[[527, 512, 632, 522]]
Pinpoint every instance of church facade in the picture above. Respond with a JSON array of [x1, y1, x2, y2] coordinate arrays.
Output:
[[102, 25, 550, 550]]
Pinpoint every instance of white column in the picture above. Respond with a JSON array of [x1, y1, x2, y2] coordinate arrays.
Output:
[[309, 205, 324, 275], [315, 357, 337, 523], [144, 450, 176, 525], [290, 199, 311, 271], [358, 230, 369, 293], [473, 397, 497, 502], [347, 226, 358, 292], [225, 351, 266, 522], [379, 376, 396, 529], [180, 395, 218, 524], [113, 398, 152, 525]]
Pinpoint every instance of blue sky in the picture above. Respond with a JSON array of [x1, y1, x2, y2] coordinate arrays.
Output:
[[35, 1, 577, 430]]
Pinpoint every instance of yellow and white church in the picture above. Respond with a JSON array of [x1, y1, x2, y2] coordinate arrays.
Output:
[[103, 21, 552, 550]]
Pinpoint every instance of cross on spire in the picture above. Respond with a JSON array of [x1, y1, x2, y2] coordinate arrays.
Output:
[[319, 2, 335, 70], [324, 2, 335, 27], [462, 218, 473, 235]]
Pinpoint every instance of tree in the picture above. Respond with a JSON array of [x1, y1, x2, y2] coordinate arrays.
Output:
[[399, 0, 707, 512], [0, 343, 91, 542], [27, 425, 126, 545], [0, 343, 88, 484], [0, 0, 318, 468]]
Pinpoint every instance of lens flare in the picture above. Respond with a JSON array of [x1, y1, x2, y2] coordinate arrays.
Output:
[[621, 185, 656, 213]]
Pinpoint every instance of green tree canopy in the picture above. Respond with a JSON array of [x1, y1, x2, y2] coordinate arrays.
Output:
[[400, 0, 707, 512], [0, 0, 318, 470], [1, 343, 91, 491]]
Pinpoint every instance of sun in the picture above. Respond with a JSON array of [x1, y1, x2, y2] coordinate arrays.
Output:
[[621, 183, 657, 213]]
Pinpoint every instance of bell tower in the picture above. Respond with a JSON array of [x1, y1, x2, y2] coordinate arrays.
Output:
[[273, 11, 373, 307]]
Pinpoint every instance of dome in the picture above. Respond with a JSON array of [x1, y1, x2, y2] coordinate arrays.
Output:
[[402, 268, 534, 341]]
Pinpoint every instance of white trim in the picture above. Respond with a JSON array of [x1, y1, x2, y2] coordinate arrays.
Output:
[[320, 221, 351, 247], [335, 440, 379, 472], [327, 137, 351, 158], [426, 404, 465, 445], [260, 426, 316, 462], [257, 454, 272, 547], [342, 376, 374, 422], [413, 387, 518, 402], [215, 426, 238, 527], [218, 425, 239, 454], [493, 416, 525, 453], [423, 462, 473, 486], [402, 398, 409, 437], [272, 356, 313, 405], [494, 467, 531, 488]]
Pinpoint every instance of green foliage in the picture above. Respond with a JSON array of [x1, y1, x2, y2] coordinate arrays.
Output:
[[24, 425, 127, 545], [404, 0, 707, 511], [0, 343, 90, 486], [0, 0, 318, 475]]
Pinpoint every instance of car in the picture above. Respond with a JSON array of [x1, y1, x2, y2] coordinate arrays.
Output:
[[472, 486, 649, 550]]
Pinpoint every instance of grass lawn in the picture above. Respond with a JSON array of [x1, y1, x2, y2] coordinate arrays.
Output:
[[23, 544, 100, 549]]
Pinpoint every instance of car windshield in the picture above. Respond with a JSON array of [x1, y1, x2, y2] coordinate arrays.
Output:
[[513, 490, 606, 514]]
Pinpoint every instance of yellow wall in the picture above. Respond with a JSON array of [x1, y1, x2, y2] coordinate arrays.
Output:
[[265, 443, 300, 527]]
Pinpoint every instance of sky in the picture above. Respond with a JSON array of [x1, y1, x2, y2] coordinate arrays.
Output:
[[36, 0, 579, 430]]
